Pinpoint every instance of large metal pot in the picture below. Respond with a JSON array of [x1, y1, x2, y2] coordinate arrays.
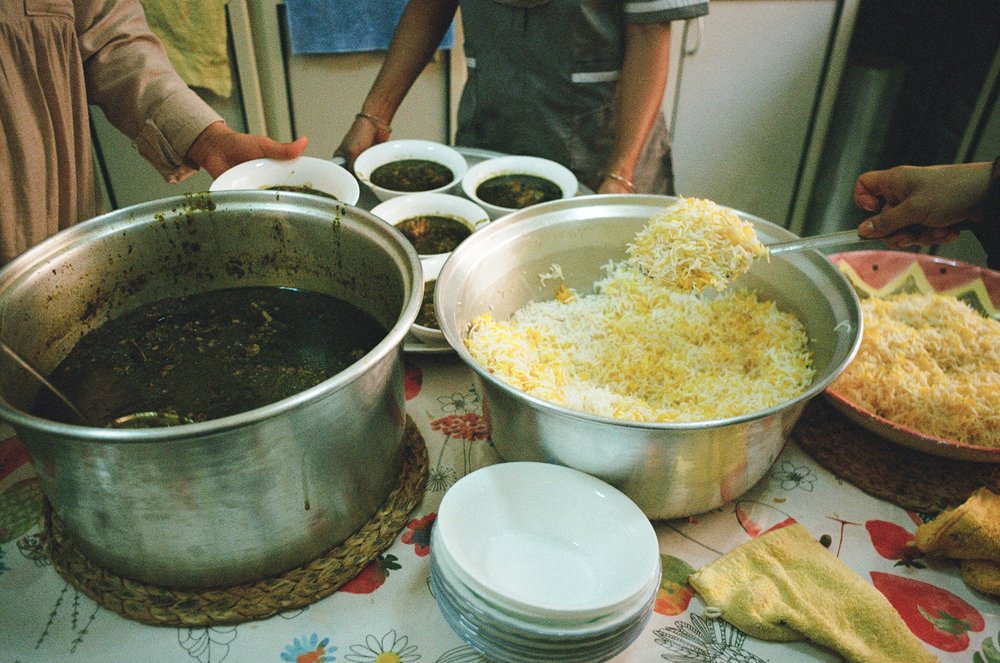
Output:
[[0, 191, 422, 587], [437, 195, 862, 520]]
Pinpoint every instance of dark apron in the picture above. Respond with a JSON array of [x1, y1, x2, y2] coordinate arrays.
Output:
[[455, 0, 672, 194]]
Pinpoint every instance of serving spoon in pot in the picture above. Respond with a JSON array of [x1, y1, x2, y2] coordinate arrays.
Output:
[[0, 341, 93, 427], [1, 341, 192, 429]]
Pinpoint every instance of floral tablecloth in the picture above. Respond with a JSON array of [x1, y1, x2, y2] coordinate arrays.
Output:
[[1, 353, 997, 663]]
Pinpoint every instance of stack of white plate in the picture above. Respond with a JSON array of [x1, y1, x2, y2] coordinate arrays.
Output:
[[430, 462, 661, 663]]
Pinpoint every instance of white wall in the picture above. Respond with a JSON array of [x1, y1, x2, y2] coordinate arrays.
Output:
[[670, 0, 843, 228]]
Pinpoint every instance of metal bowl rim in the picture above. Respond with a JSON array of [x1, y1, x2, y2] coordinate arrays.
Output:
[[437, 193, 863, 431]]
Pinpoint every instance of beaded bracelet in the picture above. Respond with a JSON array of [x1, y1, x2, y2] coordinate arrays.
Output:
[[600, 171, 637, 193], [356, 112, 392, 135]]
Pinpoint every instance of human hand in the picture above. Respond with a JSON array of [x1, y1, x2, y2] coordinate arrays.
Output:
[[334, 114, 391, 170], [854, 162, 991, 248], [186, 121, 308, 179]]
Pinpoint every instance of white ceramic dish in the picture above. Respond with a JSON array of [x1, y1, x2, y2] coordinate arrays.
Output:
[[461, 155, 578, 220], [434, 462, 660, 622], [354, 139, 467, 202], [409, 253, 448, 345], [209, 156, 360, 205], [431, 525, 659, 635], [371, 192, 489, 257], [429, 546, 657, 663]]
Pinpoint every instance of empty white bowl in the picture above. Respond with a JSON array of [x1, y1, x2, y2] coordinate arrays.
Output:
[[354, 139, 467, 201], [209, 156, 360, 205], [430, 461, 660, 663], [409, 253, 448, 345], [371, 192, 489, 257], [461, 155, 578, 220], [434, 462, 659, 622]]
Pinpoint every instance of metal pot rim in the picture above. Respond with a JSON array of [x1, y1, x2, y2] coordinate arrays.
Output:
[[0, 191, 422, 442]]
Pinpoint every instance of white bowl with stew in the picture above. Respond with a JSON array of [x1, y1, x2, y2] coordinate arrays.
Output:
[[372, 192, 489, 258], [355, 139, 468, 201], [209, 156, 360, 205], [462, 155, 578, 220], [408, 253, 448, 345]]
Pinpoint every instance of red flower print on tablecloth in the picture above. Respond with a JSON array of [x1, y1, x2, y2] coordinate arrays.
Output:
[[431, 412, 489, 441], [429, 412, 490, 492], [340, 554, 401, 594], [0, 436, 28, 482], [404, 362, 423, 400], [401, 513, 435, 557]]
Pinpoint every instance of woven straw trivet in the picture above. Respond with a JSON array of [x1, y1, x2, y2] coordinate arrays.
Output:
[[792, 397, 1000, 515], [32, 416, 428, 627]]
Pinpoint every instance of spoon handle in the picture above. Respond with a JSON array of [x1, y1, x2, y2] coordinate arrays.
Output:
[[767, 220, 976, 255], [766, 230, 874, 255], [0, 342, 92, 426]]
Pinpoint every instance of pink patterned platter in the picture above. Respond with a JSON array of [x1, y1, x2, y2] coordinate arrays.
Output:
[[824, 250, 1000, 463]]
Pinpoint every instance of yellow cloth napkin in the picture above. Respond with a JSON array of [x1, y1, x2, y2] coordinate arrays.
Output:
[[915, 487, 1000, 596], [140, 0, 232, 98], [688, 523, 937, 663]]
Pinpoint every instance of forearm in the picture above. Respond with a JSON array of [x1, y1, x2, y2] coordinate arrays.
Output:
[[361, 0, 460, 123], [600, 21, 672, 190], [76, 0, 221, 178]]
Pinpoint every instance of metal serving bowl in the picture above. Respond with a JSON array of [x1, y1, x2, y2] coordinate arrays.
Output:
[[0, 191, 422, 586], [436, 194, 862, 520]]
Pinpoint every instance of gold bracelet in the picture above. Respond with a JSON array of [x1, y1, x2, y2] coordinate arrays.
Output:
[[356, 112, 392, 135], [600, 171, 636, 193]]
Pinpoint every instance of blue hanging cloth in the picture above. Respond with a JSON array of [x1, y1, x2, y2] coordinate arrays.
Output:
[[285, 0, 454, 55]]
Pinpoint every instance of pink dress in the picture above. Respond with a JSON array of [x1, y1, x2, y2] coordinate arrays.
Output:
[[0, 0, 222, 264]]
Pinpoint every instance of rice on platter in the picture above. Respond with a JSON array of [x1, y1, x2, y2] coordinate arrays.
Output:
[[830, 292, 1000, 447], [465, 198, 814, 422]]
